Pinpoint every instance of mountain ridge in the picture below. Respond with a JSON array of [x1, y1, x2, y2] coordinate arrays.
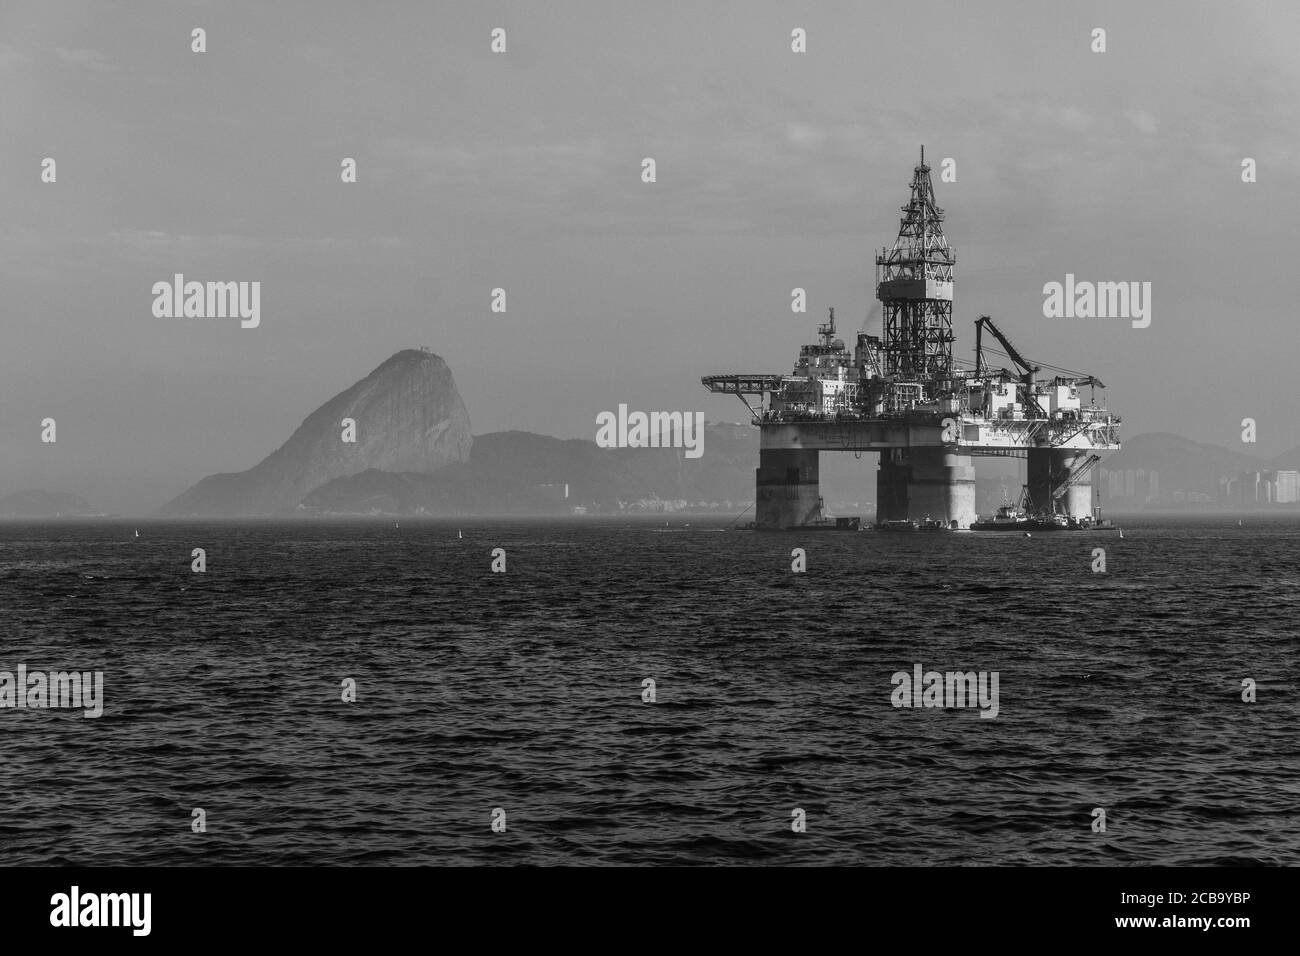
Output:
[[159, 349, 472, 516], [148, 349, 1300, 517]]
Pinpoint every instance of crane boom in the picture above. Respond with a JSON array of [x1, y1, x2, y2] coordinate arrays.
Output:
[[975, 315, 1038, 378], [975, 314, 1047, 418]]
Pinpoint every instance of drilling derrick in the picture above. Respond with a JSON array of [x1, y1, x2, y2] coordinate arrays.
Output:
[[876, 147, 955, 387], [871, 150, 970, 526], [701, 149, 1121, 531]]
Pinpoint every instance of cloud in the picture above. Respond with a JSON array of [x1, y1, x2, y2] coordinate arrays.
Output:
[[1123, 109, 1159, 135], [0, 43, 27, 71], [54, 47, 115, 73], [1055, 106, 1092, 132], [785, 123, 828, 149], [101, 231, 405, 253]]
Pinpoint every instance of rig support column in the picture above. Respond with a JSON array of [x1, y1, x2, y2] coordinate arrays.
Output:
[[876, 449, 912, 522], [875, 448, 976, 528], [907, 448, 977, 529], [1027, 449, 1092, 518], [756, 448, 821, 530]]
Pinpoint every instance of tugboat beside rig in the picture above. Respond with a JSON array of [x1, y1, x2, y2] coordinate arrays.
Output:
[[970, 497, 1118, 532]]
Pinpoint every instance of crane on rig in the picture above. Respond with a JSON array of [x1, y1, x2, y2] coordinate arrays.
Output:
[[976, 314, 1106, 393], [974, 314, 1036, 382], [974, 315, 1048, 419]]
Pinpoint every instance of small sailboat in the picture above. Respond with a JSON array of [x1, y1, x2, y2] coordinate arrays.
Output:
[[133, 529, 139, 538], [1118, 529, 1124, 539], [457, 529, 462, 540]]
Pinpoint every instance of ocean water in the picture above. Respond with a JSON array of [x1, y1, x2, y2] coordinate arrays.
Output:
[[0, 516, 1296, 866]]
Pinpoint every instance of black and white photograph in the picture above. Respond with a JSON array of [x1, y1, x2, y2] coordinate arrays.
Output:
[[1, 0, 1293, 940]]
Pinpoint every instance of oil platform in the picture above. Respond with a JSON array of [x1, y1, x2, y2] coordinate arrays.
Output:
[[702, 149, 1121, 530]]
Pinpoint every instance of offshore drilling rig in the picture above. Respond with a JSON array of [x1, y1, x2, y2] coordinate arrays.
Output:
[[702, 149, 1121, 530]]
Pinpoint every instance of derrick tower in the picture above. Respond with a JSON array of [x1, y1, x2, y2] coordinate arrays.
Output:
[[876, 147, 955, 384]]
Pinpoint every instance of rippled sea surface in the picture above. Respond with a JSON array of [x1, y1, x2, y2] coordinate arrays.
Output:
[[1, 516, 1297, 866]]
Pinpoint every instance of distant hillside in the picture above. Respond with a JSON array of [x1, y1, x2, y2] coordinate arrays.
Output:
[[160, 350, 472, 516], [0, 489, 95, 518], [152, 337, 1300, 519], [300, 424, 758, 515], [1098, 432, 1279, 507], [1266, 445, 1300, 471]]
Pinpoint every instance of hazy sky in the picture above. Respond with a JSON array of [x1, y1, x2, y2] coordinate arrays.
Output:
[[3, 0, 1298, 513]]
